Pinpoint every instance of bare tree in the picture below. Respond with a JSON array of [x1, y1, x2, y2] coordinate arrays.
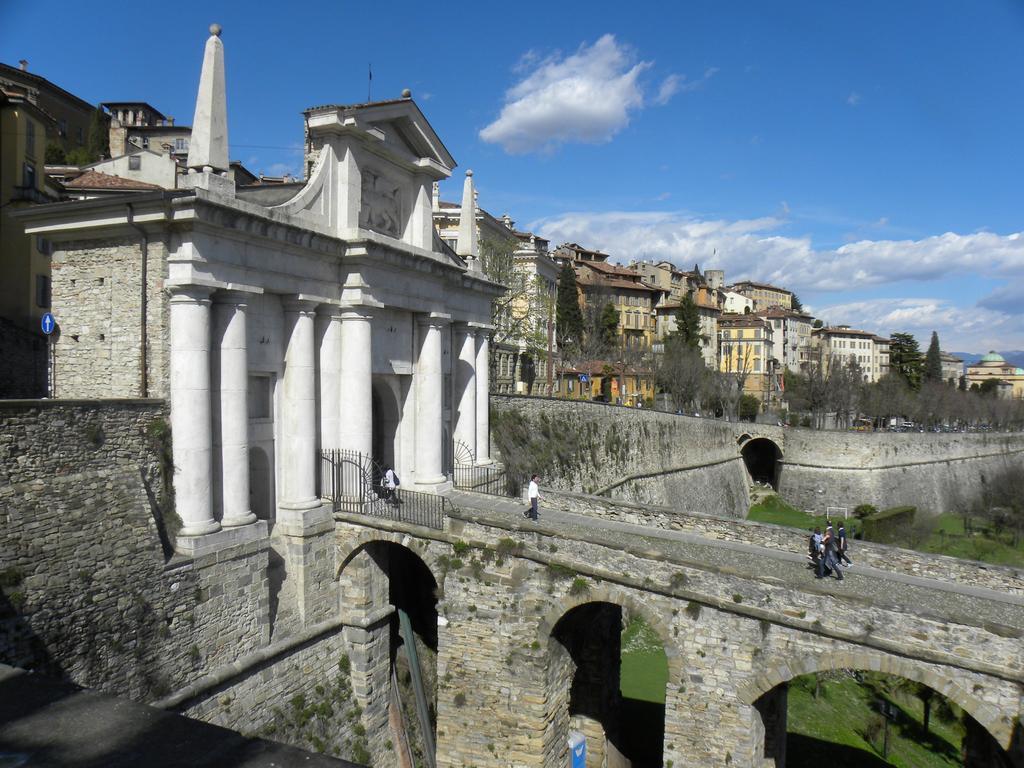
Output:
[[657, 338, 705, 412]]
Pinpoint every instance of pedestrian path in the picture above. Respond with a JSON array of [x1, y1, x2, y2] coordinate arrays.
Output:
[[446, 490, 1024, 630]]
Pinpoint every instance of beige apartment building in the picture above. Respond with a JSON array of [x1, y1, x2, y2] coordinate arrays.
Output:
[[812, 326, 890, 382], [729, 280, 793, 312]]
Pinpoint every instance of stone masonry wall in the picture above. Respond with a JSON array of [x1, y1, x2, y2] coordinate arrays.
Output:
[[0, 400, 268, 701], [492, 396, 752, 517], [495, 395, 1024, 519], [181, 627, 372, 762], [50, 236, 170, 399]]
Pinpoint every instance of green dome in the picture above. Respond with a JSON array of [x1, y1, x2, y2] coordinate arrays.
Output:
[[980, 351, 1005, 364]]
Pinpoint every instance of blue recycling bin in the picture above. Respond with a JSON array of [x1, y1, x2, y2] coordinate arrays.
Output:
[[567, 730, 586, 768]]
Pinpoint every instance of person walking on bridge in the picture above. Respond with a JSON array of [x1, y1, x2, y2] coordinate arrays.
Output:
[[525, 474, 540, 521], [818, 525, 843, 580]]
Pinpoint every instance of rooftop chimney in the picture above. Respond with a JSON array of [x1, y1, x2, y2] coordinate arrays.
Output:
[[18, 60, 28, 71]]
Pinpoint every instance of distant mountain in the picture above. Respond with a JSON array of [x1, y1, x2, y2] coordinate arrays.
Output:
[[951, 350, 1024, 368]]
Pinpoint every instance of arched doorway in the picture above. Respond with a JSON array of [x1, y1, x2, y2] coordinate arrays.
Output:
[[546, 601, 668, 768], [741, 437, 782, 489]]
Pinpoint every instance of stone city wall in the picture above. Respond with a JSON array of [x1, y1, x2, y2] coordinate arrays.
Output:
[[0, 400, 268, 699], [493, 395, 1024, 519], [0, 317, 48, 399], [180, 625, 372, 762], [542, 490, 1024, 596], [491, 396, 752, 517], [49, 236, 170, 399], [779, 429, 1024, 515], [355, 507, 1024, 768]]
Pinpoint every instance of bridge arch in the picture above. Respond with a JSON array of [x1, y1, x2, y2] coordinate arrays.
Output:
[[739, 649, 1018, 752], [539, 586, 681, 768], [740, 437, 782, 489]]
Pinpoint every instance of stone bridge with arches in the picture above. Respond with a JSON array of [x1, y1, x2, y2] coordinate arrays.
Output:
[[329, 487, 1024, 768]]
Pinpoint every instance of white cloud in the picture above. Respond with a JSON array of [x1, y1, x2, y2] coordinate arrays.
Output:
[[479, 35, 648, 153], [847, 91, 862, 106], [532, 210, 1024, 291], [655, 74, 682, 105], [813, 298, 1024, 351], [480, 36, 710, 154], [529, 209, 1024, 348]]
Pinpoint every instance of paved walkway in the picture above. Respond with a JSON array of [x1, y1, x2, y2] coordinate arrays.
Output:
[[446, 490, 1024, 632], [0, 664, 355, 768]]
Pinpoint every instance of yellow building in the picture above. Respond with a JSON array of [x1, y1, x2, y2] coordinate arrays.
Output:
[[729, 280, 793, 312], [718, 314, 778, 406], [552, 361, 655, 406], [1, 90, 58, 396], [965, 352, 1024, 399], [556, 243, 661, 348]]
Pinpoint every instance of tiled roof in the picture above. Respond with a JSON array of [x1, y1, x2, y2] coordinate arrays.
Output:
[[64, 170, 163, 190], [814, 326, 877, 338]]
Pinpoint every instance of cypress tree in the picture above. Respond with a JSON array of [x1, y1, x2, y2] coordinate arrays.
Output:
[[924, 331, 943, 383], [87, 106, 109, 160], [670, 292, 701, 351], [555, 261, 583, 349]]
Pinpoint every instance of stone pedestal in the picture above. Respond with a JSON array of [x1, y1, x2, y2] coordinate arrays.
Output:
[[169, 285, 220, 540]]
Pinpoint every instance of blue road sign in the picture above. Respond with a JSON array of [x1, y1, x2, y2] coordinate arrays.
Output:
[[578, 374, 590, 383], [41, 312, 56, 335], [568, 731, 586, 768]]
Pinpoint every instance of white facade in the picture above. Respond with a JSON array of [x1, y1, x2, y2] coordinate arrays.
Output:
[[722, 291, 753, 315], [19, 28, 501, 555]]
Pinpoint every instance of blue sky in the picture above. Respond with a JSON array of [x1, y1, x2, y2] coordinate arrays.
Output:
[[3, 1, 1023, 352]]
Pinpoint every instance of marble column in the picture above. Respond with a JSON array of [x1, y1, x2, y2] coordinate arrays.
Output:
[[415, 315, 447, 485], [280, 298, 320, 511], [453, 324, 477, 459], [338, 308, 373, 458], [475, 330, 492, 465], [318, 306, 343, 452], [214, 291, 255, 527], [169, 285, 219, 537]]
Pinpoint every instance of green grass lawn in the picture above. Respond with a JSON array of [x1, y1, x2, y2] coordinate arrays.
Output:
[[787, 673, 965, 768], [748, 494, 833, 530], [919, 514, 1024, 567], [619, 616, 668, 704], [748, 495, 1024, 568]]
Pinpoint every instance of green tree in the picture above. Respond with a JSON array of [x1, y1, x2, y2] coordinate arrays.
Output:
[[889, 332, 923, 390], [791, 293, 804, 312], [598, 302, 619, 348], [923, 330, 943, 383], [670, 292, 701, 351], [739, 394, 760, 421], [87, 105, 109, 160], [45, 141, 66, 164], [556, 261, 583, 350]]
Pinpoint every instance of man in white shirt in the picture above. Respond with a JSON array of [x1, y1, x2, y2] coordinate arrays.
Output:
[[525, 474, 540, 521]]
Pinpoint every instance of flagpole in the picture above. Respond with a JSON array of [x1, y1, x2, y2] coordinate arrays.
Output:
[[368, 63, 372, 102]]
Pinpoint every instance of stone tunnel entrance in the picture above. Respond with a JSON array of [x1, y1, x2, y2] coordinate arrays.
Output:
[[740, 437, 782, 489], [752, 670, 1023, 768], [547, 602, 667, 768]]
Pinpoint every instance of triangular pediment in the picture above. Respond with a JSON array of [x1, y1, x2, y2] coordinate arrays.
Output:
[[306, 99, 456, 173]]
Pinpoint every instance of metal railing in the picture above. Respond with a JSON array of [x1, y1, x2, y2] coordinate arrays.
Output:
[[319, 449, 451, 530], [452, 462, 521, 498]]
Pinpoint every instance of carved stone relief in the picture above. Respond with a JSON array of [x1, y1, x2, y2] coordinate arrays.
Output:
[[359, 170, 402, 237]]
